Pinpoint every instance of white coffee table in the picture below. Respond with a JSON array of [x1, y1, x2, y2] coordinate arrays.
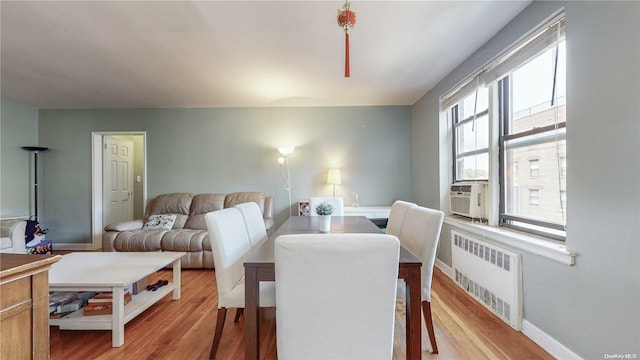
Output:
[[48, 251, 186, 347]]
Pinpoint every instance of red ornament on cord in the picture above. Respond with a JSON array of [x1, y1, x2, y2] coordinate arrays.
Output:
[[337, 1, 356, 77]]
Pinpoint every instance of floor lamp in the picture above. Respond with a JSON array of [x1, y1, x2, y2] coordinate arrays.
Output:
[[22, 146, 49, 220], [278, 147, 295, 217]]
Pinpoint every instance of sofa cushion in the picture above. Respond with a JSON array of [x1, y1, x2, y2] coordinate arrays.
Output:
[[142, 214, 177, 230], [104, 219, 144, 232], [113, 230, 165, 252], [0, 237, 12, 250], [146, 193, 194, 215], [145, 193, 193, 229], [224, 192, 265, 212], [160, 229, 209, 252], [184, 193, 226, 230]]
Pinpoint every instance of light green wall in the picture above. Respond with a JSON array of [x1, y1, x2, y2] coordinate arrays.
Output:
[[37, 106, 412, 243], [412, 1, 640, 358], [0, 99, 39, 218]]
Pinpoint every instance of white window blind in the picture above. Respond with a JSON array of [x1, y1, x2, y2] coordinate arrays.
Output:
[[441, 11, 565, 111]]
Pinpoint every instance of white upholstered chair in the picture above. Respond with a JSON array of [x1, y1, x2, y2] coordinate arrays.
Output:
[[309, 196, 344, 216], [274, 233, 400, 360], [385, 200, 416, 237], [235, 202, 268, 250], [204, 208, 275, 359], [397, 205, 444, 354]]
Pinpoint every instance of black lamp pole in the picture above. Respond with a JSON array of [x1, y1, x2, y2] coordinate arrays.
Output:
[[22, 146, 49, 220]]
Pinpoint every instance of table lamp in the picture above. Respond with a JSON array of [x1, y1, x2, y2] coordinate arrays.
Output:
[[327, 168, 342, 197]]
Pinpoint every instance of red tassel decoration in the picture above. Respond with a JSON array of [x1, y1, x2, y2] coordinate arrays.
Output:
[[337, 1, 356, 78], [345, 32, 350, 77]]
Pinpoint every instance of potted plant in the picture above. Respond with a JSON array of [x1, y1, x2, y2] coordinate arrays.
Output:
[[315, 201, 333, 233]]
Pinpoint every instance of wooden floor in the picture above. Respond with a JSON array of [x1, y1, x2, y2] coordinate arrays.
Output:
[[49, 266, 553, 360]]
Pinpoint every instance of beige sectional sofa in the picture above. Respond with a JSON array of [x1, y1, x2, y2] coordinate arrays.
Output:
[[102, 192, 274, 268]]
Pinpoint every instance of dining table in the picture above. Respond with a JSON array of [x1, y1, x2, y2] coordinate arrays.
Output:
[[244, 215, 423, 359]]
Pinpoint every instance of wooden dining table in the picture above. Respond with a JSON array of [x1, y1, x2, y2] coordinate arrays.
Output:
[[244, 215, 423, 359]]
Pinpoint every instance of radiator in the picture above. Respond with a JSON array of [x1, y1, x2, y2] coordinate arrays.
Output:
[[451, 230, 522, 330]]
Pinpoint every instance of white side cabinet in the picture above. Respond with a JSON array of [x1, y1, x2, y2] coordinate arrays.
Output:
[[344, 206, 391, 219]]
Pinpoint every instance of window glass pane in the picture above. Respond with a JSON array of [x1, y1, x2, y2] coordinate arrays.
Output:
[[504, 137, 567, 226], [456, 114, 489, 153], [510, 41, 566, 128], [529, 159, 539, 177], [453, 86, 489, 182], [460, 87, 489, 120], [529, 189, 539, 206], [456, 153, 489, 180]]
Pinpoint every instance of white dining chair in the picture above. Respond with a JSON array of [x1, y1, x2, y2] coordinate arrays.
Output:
[[397, 205, 444, 354], [235, 202, 268, 250], [274, 233, 400, 360], [386, 200, 416, 237], [309, 196, 344, 216], [204, 208, 275, 359]]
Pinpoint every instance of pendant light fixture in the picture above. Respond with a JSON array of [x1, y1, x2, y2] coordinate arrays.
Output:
[[337, 0, 356, 77]]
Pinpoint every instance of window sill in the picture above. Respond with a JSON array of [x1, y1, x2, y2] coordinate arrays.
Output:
[[444, 215, 576, 266]]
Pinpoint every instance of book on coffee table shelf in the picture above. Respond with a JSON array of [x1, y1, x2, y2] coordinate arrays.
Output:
[[83, 292, 132, 316], [87, 291, 132, 304], [83, 303, 113, 316]]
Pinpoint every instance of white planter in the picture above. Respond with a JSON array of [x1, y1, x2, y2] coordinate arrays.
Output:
[[318, 215, 331, 233]]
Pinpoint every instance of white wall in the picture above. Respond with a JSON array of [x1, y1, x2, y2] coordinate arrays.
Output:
[[412, 1, 640, 358]]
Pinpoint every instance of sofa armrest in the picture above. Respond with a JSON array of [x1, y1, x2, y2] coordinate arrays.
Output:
[[264, 219, 274, 234], [263, 196, 275, 220], [0, 220, 26, 253], [104, 219, 144, 232]]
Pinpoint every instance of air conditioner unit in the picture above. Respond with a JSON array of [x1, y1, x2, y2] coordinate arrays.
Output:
[[450, 182, 488, 219]]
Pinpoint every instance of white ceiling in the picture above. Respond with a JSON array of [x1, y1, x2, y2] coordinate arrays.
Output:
[[0, 1, 530, 109]]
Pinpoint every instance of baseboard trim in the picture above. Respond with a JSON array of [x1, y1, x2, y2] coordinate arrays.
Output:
[[434, 260, 582, 360], [522, 320, 582, 360], [435, 258, 454, 279], [53, 243, 98, 251]]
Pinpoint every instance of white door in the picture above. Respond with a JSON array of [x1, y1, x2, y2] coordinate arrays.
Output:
[[103, 136, 134, 226]]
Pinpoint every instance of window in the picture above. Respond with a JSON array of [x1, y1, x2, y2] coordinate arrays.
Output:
[[452, 87, 489, 181], [499, 35, 566, 240], [529, 159, 540, 177], [443, 12, 566, 241], [529, 189, 540, 206]]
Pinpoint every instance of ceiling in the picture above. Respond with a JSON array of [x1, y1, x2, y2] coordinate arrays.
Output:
[[0, 1, 530, 109]]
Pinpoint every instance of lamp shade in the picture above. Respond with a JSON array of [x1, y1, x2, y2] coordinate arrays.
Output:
[[278, 147, 295, 156], [327, 168, 342, 185]]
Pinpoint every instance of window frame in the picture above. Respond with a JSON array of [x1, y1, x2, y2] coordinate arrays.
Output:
[[451, 96, 490, 182], [498, 70, 567, 240], [443, 11, 567, 242]]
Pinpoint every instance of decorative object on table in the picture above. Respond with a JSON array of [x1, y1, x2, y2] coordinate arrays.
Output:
[[298, 200, 310, 216], [26, 239, 52, 255], [327, 168, 342, 197], [309, 197, 344, 216], [25, 216, 48, 245], [352, 191, 360, 207], [315, 201, 333, 233], [337, 0, 356, 77], [277, 146, 295, 216], [146, 279, 169, 291]]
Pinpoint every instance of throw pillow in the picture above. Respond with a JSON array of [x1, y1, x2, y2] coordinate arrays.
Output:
[[142, 214, 177, 231]]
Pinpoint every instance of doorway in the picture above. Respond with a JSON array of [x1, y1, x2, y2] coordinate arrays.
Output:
[[91, 132, 146, 250]]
